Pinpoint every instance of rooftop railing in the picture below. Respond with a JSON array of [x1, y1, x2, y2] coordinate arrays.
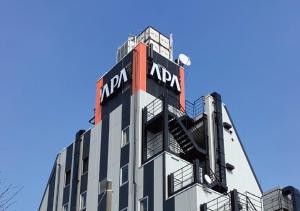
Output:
[[201, 190, 262, 211]]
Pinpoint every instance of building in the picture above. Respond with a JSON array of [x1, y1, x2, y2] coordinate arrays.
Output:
[[263, 186, 300, 211], [39, 27, 298, 211]]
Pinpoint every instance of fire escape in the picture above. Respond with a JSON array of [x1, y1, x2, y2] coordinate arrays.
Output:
[[142, 94, 227, 195]]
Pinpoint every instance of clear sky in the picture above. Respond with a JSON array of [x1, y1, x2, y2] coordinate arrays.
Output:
[[0, 0, 299, 210]]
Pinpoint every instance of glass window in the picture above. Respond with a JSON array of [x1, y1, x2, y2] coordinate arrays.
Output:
[[140, 197, 148, 211], [120, 164, 128, 186], [82, 157, 89, 174], [120, 208, 128, 211], [122, 127, 129, 147], [63, 203, 68, 211], [80, 192, 87, 210], [65, 170, 71, 187]]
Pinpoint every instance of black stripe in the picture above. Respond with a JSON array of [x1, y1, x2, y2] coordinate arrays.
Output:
[[63, 186, 70, 205], [98, 193, 107, 211], [119, 183, 129, 209], [99, 118, 110, 181], [80, 131, 91, 193], [70, 130, 85, 210], [119, 88, 131, 210], [143, 161, 154, 211], [80, 173, 88, 194], [82, 131, 91, 159], [62, 144, 73, 205], [163, 154, 175, 211], [121, 89, 131, 129], [211, 92, 227, 188], [98, 117, 110, 209], [65, 144, 73, 171]]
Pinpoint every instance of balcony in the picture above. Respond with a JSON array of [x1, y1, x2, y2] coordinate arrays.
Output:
[[201, 190, 262, 211], [167, 160, 227, 196]]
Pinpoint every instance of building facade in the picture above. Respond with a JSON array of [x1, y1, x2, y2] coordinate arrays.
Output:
[[39, 27, 298, 211]]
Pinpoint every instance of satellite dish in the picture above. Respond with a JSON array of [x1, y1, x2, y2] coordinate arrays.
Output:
[[204, 174, 212, 184], [178, 54, 191, 66]]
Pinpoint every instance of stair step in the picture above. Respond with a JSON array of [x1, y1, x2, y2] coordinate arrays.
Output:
[[176, 134, 188, 141], [182, 142, 193, 149], [183, 145, 194, 151], [169, 127, 182, 133], [177, 138, 189, 145], [173, 130, 185, 137]]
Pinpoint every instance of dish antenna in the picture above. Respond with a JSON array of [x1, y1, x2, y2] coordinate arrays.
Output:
[[178, 54, 191, 67], [204, 174, 212, 184]]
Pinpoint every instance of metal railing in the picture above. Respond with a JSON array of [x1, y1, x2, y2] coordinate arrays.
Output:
[[238, 192, 262, 211], [263, 189, 293, 211], [146, 132, 163, 159], [145, 132, 184, 160], [169, 163, 194, 193], [144, 95, 205, 122], [206, 194, 231, 211], [169, 135, 184, 154], [166, 96, 207, 150], [202, 190, 262, 211], [185, 97, 205, 120], [145, 97, 163, 122]]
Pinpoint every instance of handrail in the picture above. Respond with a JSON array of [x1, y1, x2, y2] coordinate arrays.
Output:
[[238, 191, 262, 211], [169, 163, 194, 194]]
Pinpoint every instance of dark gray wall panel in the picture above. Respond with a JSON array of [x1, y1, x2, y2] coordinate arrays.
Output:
[[80, 173, 88, 193], [143, 161, 154, 211], [82, 130, 91, 159], [69, 130, 85, 211], [65, 144, 73, 171], [119, 184, 129, 210]]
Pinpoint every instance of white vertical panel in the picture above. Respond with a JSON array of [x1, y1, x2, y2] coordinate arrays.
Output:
[[86, 123, 102, 211]]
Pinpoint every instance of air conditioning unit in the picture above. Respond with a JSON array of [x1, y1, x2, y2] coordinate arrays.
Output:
[[116, 35, 136, 63]]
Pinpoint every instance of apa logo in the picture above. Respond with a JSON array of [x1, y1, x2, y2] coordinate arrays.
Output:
[[101, 68, 128, 103], [150, 62, 181, 92]]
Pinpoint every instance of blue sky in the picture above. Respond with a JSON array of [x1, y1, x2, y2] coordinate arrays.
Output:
[[0, 0, 299, 210]]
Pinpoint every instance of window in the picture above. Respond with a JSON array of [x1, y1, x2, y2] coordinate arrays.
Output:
[[121, 127, 129, 147], [120, 208, 128, 211], [82, 157, 89, 175], [120, 164, 128, 186], [80, 192, 87, 210], [140, 197, 148, 211], [65, 170, 71, 187], [63, 203, 68, 211]]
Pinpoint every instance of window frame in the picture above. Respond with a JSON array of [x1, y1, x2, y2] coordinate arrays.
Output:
[[63, 202, 69, 211], [139, 196, 148, 211], [121, 126, 130, 147], [82, 156, 89, 175], [65, 170, 71, 187], [120, 164, 129, 186], [120, 207, 128, 211], [79, 191, 87, 210]]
